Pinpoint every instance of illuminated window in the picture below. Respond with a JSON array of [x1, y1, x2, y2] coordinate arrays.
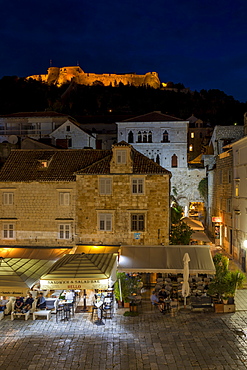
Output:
[[99, 178, 112, 195], [132, 178, 144, 194], [99, 213, 112, 231], [58, 224, 70, 239], [2, 192, 14, 205], [191, 132, 194, 138], [131, 214, 145, 231], [189, 144, 193, 151], [235, 183, 239, 197], [3, 224, 15, 239]]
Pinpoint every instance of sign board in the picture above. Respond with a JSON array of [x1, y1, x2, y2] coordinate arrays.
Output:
[[40, 279, 109, 290], [0, 287, 28, 297], [134, 233, 141, 240], [212, 217, 222, 223]]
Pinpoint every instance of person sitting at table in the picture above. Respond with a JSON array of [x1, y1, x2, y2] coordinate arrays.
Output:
[[0, 296, 8, 312], [158, 286, 168, 312], [150, 291, 164, 312], [14, 296, 24, 312], [22, 293, 34, 313], [36, 292, 46, 310]]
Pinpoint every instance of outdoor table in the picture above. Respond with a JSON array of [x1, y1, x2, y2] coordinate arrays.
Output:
[[128, 295, 141, 312]]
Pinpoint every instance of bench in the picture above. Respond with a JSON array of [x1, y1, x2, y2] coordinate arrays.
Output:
[[11, 311, 30, 321], [190, 296, 213, 311], [33, 310, 51, 321]]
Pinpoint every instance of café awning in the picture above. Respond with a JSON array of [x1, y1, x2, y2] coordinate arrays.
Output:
[[181, 217, 204, 231], [191, 231, 211, 243], [0, 257, 58, 290], [40, 253, 118, 290], [117, 245, 215, 274]]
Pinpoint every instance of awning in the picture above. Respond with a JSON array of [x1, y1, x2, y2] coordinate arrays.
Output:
[[181, 217, 204, 231], [191, 231, 211, 243], [40, 253, 118, 290], [0, 247, 70, 259], [74, 245, 120, 254], [0, 257, 58, 292], [117, 245, 215, 274]]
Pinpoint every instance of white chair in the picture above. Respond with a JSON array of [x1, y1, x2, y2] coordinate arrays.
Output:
[[4, 297, 16, 315]]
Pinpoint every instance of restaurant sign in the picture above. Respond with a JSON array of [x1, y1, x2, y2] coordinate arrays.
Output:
[[40, 279, 109, 290], [212, 217, 222, 223], [0, 287, 28, 297]]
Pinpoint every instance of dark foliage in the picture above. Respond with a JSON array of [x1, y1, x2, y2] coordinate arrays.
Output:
[[0, 77, 246, 125]]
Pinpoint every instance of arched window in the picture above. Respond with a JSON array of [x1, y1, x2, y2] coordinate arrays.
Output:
[[163, 130, 169, 142], [143, 131, 147, 143], [156, 154, 160, 165], [148, 131, 152, 143], [128, 131, 134, 143], [171, 154, 178, 168], [137, 131, 142, 143]]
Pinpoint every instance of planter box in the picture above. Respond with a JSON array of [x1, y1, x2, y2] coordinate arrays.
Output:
[[214, 303, 224, 313], [223, 304, 235, 313], [124, 302, 130, 308]]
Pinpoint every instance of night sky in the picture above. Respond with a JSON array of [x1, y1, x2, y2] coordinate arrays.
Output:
[[1, 0, 247, 102]]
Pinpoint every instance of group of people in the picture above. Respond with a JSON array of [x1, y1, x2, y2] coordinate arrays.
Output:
[[150, 286, 176, 313], [13, 292, 47, 313]]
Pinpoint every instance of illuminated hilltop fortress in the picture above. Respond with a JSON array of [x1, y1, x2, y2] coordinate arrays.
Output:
[[27, 66, 161, 88]]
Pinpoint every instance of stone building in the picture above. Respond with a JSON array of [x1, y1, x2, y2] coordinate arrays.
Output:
[[0, 143, 171, 249], [27, 66, 161, 89], [117, 111, 206, 213]]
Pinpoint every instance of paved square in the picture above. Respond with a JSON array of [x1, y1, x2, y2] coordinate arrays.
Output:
[[1, 298, 247, 369]]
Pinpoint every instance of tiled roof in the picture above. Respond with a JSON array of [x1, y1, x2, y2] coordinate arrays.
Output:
[[0, 145, 170, 182], [0, 111, 68, 118], [0, 149, 111, 182], [122, 111, 183, 122]]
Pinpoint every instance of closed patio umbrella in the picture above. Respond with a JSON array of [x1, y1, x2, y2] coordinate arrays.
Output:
[[182, 253, 190, 307]]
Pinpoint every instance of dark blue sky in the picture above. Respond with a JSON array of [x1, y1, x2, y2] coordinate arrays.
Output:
[[1, 0, 247, 101]]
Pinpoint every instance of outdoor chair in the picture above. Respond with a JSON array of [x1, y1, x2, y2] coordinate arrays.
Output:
[[102, 297, 113, 319]]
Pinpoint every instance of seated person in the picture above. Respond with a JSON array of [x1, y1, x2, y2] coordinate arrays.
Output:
[[14, 296, 24, 312], [22, 293, 34, 313], [150, 290, 161, 309], [158, 287, 168, 312], [36, 292, 46, 310], [0, 296, 8, 312]]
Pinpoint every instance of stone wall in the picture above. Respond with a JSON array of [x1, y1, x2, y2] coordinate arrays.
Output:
[[76, 173, 170, 246], [27, 66, 161, 89]]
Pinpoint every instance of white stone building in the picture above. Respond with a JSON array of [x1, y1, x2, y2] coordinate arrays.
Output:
[[117, 111, 206, 211], [50, 119, 96, 149]]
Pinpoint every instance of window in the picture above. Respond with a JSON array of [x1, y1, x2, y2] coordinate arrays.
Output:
[[68, 138, 72, 147], [171, 154, 178, 168], [59, 192, 70, 205], [128, 131, 134, 143], [131, 214, 145, 231], [191, 132, 194, 138], [235, 183, 239, 197], [99, 178, 112, 195], [148, 131, 152, 143], [2, 192, 14, 205], [132, 178, 144, 194], [162, 130, 169, 142], [58, 224, 70, 239], [99, 213, 112, 231], [228, 170, 232, 183], [116, 150, 126, 164], [143, 131, 147, 143], [3, 224, 14, 239], [41, 160, 48, 168], [66, 125, 70, 132], [189, 144, 193, 152], [227, 198, 232, 213]]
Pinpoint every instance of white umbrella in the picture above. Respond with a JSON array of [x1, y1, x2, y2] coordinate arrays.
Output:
[[182, 253, 190, 307]]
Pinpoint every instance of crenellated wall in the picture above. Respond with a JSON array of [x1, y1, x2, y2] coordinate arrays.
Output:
[[27, 66, 161, 88]]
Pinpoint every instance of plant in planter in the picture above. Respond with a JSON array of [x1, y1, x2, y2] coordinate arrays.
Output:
[[207, 254, 245, 306], [114, 272, 142, 307]]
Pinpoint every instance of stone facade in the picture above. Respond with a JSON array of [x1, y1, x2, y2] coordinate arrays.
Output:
[[27, 66, 161, 89], [0, 144, 170, 248], [117, 111, 206, 211]]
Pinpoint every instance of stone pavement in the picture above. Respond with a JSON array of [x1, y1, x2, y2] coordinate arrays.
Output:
[[1, 298, 247, 370]]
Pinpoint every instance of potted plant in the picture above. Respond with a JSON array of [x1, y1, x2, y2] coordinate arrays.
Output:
[[207, 254, 245, 313], [114, 273, 142, 308]]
